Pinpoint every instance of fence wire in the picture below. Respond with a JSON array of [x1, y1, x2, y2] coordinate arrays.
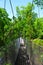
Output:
[[0, 40, 43, 65], [27, 41, 43, 65]]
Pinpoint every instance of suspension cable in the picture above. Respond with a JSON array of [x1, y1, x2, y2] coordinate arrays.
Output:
[[4, 0, 6, 9], [9, 0, 14, 18], [37, 0, 40, 18]]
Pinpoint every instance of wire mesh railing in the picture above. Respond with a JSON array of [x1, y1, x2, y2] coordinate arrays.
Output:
[[0, 40, 43, 65], [27, 40, 43, 65], [0, 47, 5, 65]]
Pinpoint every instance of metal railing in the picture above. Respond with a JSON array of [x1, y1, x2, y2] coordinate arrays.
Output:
[[27, 41, 43, 65], [0, 40, 43, 65]]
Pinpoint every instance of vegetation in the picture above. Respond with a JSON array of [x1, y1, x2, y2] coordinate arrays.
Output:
[[33, 0, 43, 9], [32, 38, 43, 46], [0, 3, 43, 47], [0, 2, 43, 65]]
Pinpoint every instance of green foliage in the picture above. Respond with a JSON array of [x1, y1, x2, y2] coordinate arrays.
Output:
[[34, 18, 43, 39], [3, 63, 12, 65], [32, 38, 43, 46], [15, 3, 37, 39], [0, 8, 12, 47], [0, 3, 43, 65], [0, 3, 43, 48], [33, 0, 43, 9]]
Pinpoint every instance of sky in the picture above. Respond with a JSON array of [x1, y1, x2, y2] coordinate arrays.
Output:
[[0, 0, 43, 18]]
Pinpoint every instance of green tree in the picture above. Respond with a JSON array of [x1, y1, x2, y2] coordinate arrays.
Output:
[[0, 8, 11, 47], [33, 0, 43, 9], [15, 3, 37, 39], [34, 18, 43, 39]]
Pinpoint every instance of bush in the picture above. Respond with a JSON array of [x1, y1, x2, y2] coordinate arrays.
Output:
[[32, 38, 43, 46]]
